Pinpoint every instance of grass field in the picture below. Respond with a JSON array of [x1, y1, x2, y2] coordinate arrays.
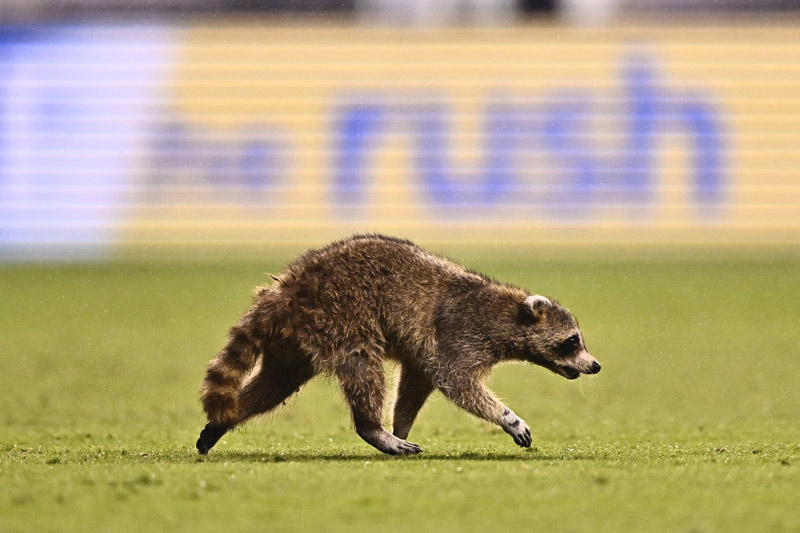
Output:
[[2, 248, 799, 531]]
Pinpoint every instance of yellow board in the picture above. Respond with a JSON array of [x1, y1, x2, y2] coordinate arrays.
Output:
[[124, 25, 800, 245]]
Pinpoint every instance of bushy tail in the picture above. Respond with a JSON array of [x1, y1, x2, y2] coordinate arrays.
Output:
[[200, 311, 264, 428]]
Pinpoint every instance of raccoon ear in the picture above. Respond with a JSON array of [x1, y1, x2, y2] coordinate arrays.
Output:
[[518, 295, 550, 325]]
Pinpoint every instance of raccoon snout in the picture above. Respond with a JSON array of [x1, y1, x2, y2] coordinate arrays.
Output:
[[587, 361, 601, 374]]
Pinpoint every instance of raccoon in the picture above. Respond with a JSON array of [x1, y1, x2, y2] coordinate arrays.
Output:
[[196, 234, 600, 456]]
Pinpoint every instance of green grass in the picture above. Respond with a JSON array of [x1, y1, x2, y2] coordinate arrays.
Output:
[[2, 250, 800, 531]]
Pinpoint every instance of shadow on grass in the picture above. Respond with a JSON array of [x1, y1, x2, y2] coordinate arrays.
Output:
[[0, 444, 601, 466], [202, 449, 600, 463]]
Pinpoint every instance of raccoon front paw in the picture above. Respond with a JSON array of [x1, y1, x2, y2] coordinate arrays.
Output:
[[501, 412, 532, 448]]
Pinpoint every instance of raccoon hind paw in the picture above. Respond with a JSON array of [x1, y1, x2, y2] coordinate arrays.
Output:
[[196, 423, 229, 455]]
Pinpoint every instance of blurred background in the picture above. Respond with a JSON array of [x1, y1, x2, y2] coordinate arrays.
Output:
[[1, 0, 799, 260]]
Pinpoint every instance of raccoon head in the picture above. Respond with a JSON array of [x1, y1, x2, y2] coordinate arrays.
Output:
[[516, 294, 601, 380]]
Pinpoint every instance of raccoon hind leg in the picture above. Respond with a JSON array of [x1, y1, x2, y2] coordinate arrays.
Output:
[[197, 423, 228, 455], [237, 344, 316, 423], [336, 349, 422, 456], [197, 341, 316, 455]]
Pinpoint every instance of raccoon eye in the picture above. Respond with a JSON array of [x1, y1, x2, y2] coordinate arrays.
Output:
[[557, 335, 581, 356]]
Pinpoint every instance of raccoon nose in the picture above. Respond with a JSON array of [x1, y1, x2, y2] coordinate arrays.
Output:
[[589, 361, 601, 374]]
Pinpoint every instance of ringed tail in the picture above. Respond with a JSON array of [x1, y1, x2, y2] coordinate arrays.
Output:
[[200, 314, 263, 428]]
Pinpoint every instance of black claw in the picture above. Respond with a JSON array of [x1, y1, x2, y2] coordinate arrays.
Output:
[[398, 441, 422, 455], [400, 442, 422, 455], [512, 430, 532, 447]]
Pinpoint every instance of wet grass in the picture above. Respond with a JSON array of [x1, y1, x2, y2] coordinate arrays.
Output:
[[1, 249, 799, 531]]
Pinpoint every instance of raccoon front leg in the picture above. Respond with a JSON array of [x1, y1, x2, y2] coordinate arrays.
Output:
[[335, 350, 423, 456], [437, 376, 532, 448], [392, 363, 434, 440]]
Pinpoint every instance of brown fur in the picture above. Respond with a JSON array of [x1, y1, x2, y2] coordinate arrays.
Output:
[[196, 234, 600, 455]]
